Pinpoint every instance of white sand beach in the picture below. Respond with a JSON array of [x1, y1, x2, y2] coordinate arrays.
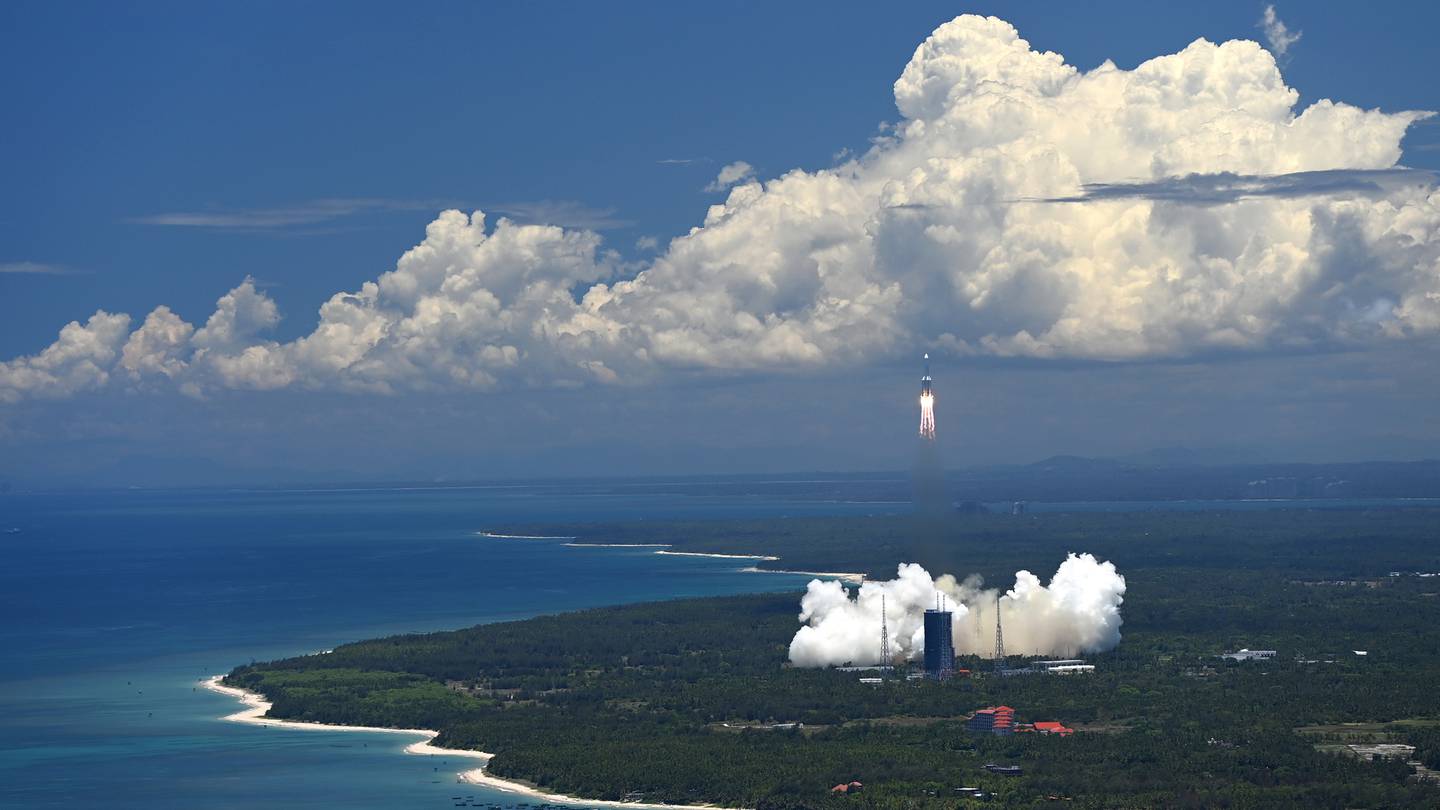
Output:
[[738, 566, 865, 583], [202, 676, 733, 810], [502, 535, 844, 579], [204, 676, 443, 737], [564, 543, 673, 548], [557, 538, 858, 581], [654, 551, 781, 561]]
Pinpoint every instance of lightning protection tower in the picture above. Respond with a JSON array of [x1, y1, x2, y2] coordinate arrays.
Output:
[[993, 592, 1006, 673], [880, 595, 892, 674]]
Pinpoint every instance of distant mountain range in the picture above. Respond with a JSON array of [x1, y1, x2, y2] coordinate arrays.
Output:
[[5, 455, 1439, 502], [947, 456, 1440, 502]]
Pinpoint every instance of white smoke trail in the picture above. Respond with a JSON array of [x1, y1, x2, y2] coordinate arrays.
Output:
[[787, 554, 1126, 667]]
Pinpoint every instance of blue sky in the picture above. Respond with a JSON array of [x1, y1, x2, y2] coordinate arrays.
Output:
[[2, 1, 1439, 485]]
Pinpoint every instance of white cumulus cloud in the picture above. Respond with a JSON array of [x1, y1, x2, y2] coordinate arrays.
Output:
[[705, 161, 757, 192], [3, 14, 1439, 405], [121, 307, 194, 381], [1260, 5, 1302, 58], [1, 312, 131, 403]]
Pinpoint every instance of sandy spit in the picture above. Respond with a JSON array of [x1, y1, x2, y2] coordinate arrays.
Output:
[[654, 551, 781, 561], [564, 543, 674, 548], [737, 566, 865, 583], [496, 533, 850, 580], [202, 676, 737, 810]]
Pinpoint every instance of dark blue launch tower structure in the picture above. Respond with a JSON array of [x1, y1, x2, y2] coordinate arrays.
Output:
[[923, 599, 955, 679]]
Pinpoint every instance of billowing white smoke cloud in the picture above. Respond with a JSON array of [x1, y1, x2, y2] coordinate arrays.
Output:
[[4, 14, 1439, 405], [788, 554, 1126, 667]]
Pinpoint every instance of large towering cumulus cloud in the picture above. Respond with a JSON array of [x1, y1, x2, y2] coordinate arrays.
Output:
[[4, 15, 1439, 404]]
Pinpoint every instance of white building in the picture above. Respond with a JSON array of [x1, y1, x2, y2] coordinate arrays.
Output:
[[1221, 648, 1277, 661], [1028, 659, 1095, 674]]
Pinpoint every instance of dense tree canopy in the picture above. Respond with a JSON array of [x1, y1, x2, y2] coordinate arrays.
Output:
[[229, 509, 1440, 808]]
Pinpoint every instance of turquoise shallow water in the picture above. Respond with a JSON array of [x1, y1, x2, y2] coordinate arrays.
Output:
[[0, 487, 895, 809]]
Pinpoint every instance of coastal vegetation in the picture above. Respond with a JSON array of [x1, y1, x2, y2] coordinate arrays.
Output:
[[227, 509, 1440, 807]]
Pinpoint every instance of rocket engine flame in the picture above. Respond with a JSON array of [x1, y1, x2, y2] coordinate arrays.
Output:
[[919, 353, 935, 440], [788, 554, 1127, 667], [912, 352, 945, 512]]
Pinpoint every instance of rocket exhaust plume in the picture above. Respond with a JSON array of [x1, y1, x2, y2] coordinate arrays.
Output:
[[919, 353, 935, 440], [912, 353, 947, 514], [787, 554, 1127, 667]]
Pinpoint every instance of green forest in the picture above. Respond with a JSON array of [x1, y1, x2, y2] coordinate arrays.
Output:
[[227, 509, 1440, 808]]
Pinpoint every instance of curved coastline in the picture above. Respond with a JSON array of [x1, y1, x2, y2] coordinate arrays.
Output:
[[654, 550, 781, 561], [212, 534, 854, 808], [202, 676, 735, 810], [564, 543, 672, 548], [739, 565, 865, 583], [484, 533, 861, 581]]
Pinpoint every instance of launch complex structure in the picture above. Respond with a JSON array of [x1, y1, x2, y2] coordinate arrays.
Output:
[[923, 596, 955, 679], [914, 594, 1025, 679]]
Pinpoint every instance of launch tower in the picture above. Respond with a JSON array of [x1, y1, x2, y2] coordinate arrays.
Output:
[[923, 596, 955, 679]]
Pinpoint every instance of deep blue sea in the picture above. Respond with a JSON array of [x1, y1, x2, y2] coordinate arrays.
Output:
[[2, 486, 1435, 808], [0, 486, 907, 809]]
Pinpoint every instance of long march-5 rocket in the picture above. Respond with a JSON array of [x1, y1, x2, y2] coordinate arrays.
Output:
[[919, 353, 936, 440]]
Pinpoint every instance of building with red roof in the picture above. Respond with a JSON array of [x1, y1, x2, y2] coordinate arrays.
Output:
[[966, 706, 1015, 735], [1033, 721, 1074, 736]]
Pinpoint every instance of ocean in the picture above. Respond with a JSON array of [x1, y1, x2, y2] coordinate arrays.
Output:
[[0, 486, 900, 809], [3, 485, 1435, 808]]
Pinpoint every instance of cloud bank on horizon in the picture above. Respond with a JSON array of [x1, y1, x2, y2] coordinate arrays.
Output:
[[4, 14, 1439, 405]]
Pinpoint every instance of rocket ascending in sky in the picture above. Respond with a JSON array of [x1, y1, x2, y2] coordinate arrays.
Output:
[[919, 353, 935, 440]]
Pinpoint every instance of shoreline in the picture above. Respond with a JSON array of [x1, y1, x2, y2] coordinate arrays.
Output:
[[502, 534, 860, 581], [565, 542, 672, 548], [739, 565, 865, 583], [562, 542, 779, 562], [654, 550, 781, 561], [202, 676, 734, 810]]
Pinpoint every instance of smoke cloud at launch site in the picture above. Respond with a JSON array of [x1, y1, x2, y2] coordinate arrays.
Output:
[[788, 554, 1127, 667]]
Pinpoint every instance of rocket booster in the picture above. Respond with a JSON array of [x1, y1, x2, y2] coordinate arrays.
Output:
[[919, 353, 936, 440]]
